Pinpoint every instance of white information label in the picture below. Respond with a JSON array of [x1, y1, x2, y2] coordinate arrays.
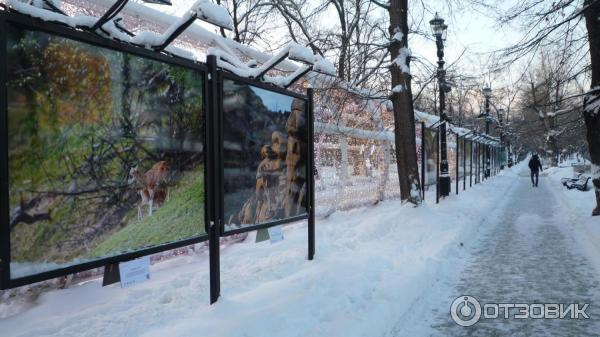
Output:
[[119, 256, 150, 288], [268, 226, 284, 244]]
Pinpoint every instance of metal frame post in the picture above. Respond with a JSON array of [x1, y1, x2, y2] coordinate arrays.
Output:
[[481, 145, 485, 182], [0, 14, 9, 289], [436, 127, 440, 204], [492, 147, 496, 176], [421, 122, 426, 200], [206, 55, 221, 304], [455, 134, 459, 195], [495, 147, 498, 175], [476, 143, 480, 184], [307, 88, 315, 260], [484, 91, 491, 179], [474, 143, 477, 184], [462, 137, 466, 191], [469, 140, 473, 187], [491, 146, 494, 176]]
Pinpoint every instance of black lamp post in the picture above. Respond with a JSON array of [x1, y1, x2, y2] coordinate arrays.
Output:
[[482, 86, 492, 178], [496, 108, 507, 169], [430, 13, 451, 197]]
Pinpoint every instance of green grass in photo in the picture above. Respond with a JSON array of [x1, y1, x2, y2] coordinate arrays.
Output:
[[89, 167, 206, 258]]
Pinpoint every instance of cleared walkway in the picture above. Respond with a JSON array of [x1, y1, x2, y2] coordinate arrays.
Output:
[[394, 175, 600, 336]]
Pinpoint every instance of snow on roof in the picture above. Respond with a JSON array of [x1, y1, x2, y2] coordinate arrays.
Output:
[[288, 42, 314, 64], [312, 56, 336, 76], [414, 110, 500, 146], [6, 0, 325, 87], [190, 0, 233, 30], [4, 0, 498, 147], [414, 110, 440, 128], [7, 0, 96, 28]]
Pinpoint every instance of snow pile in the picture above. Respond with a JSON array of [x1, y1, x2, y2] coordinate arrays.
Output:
[[130, 30, 164, 48], [544, 164, 600, 273], [584, 86, 600, 116], [390, 28, 403, 43], [414, 110, 441, 127], [288, 42, 314, 64], [0, 169, 520, 337], [312, 56, 336, 76], [7, 0, 96, 28], [392, 47, 411, 74], [191, 0, 233, 30], [209, 43, 334, 87], [391, 84, 404, 93], [129, 0, 235, 49]]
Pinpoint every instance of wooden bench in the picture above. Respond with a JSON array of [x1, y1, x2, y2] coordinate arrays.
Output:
[[561, 175, 591, 191]]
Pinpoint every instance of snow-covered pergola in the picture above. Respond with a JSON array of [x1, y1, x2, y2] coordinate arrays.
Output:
[[4, 0, 336, 89], [3, 0, 499, 146]]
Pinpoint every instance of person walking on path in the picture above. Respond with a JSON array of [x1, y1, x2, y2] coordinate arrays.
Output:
[[528, 154, 543, 187]]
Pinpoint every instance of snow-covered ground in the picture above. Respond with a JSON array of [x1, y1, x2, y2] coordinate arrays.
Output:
[[1, 159, 599, 337], [392, 161, 600, 336]]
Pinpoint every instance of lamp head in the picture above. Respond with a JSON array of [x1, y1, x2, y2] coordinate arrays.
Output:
[[429, 13, 448, 40], [482, 86, 492, 99]]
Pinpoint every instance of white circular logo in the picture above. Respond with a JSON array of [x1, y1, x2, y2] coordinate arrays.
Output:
[[451, 295, 482, 327]]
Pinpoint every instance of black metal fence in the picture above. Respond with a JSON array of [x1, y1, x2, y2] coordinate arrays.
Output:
[[419, 122, 503, 204]]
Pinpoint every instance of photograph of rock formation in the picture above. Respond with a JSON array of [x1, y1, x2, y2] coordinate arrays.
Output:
[[223, 80, 308, 230]]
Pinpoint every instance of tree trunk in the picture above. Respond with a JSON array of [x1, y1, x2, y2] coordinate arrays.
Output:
[[388, 0, 422, 204], [583, 0, 600, 215]]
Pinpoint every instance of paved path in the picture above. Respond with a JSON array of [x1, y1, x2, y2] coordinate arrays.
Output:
[[393, 176, 600, 336]]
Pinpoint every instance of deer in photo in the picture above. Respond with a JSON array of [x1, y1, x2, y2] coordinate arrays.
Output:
[[129, 161, 171, 219]]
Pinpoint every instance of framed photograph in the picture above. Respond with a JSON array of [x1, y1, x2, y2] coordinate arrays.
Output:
[[423, 127, 439, 187], [220, 74, 310, 235], [1, 15, 208, 288]]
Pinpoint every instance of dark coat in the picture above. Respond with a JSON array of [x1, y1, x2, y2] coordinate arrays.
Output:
[[528, 156, 543, 173]]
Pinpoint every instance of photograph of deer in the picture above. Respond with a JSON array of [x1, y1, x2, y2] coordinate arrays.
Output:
[[6, 27, 206, 280], [129, 161, 171, 219]]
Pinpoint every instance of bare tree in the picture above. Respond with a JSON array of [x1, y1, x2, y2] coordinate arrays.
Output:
[[583, 0, 600, 215], [272, 0, 389, 87], [386, 0, 422, 204], [216, 0, 271, 45], [478, 0, 600, 214]]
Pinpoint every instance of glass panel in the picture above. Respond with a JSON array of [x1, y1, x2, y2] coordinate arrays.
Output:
[[448, 146, 456, 182], [7, 27, 205, 279], [465, 141, 472, 176], [223, 79, 308, 231], [457, 138, 464, 179], [423, 128, 438, 187]]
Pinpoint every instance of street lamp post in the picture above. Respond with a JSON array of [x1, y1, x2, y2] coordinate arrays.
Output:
[[483, 86, 492, 178], [430, 13, 451, 197], [497, 108, 506, 170]]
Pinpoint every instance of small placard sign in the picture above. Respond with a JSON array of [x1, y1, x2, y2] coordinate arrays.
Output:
[[268, 226, 284, 244], [119, 256, 150, 288]]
